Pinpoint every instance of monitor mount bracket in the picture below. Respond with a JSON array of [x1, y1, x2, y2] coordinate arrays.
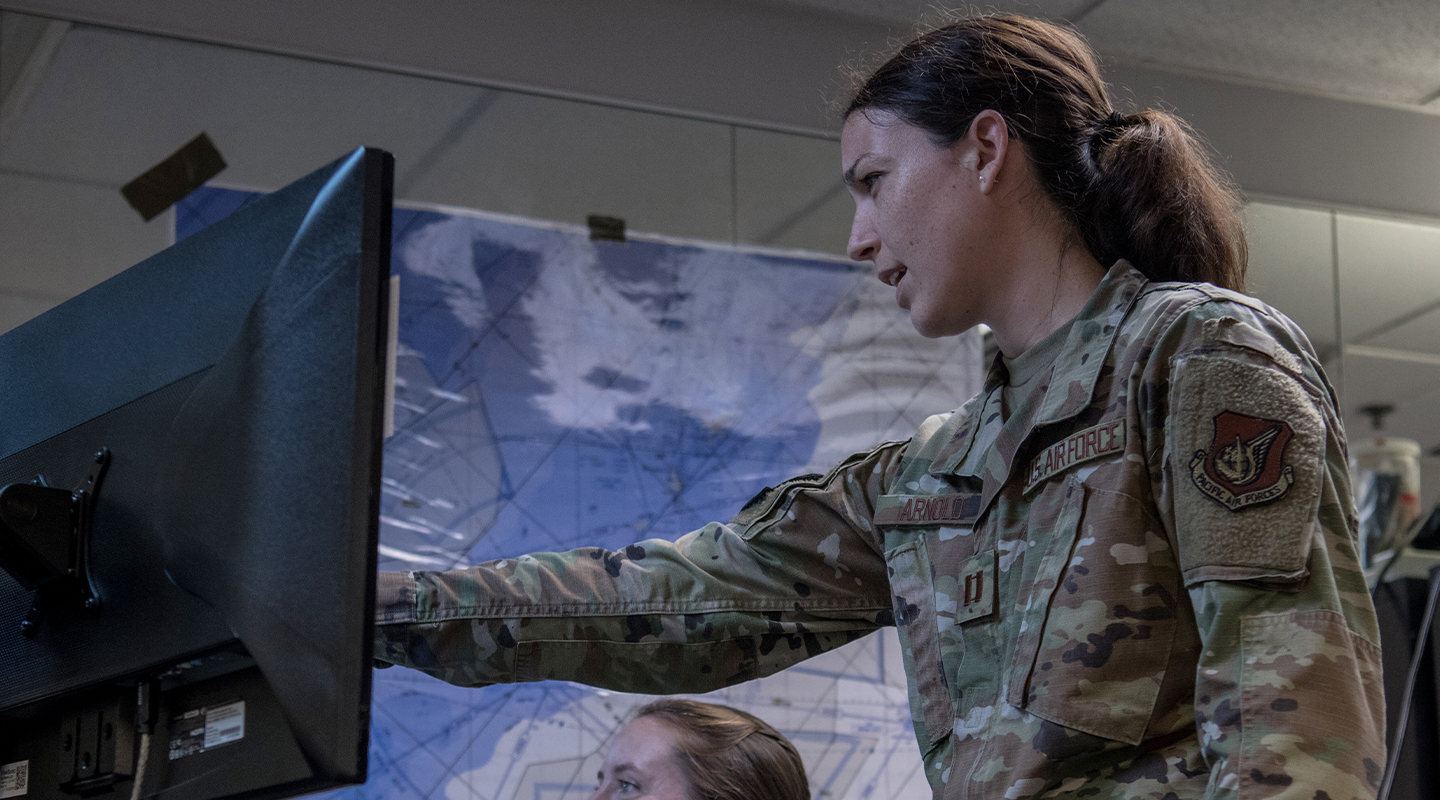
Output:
[[0, 448, 110, 637]]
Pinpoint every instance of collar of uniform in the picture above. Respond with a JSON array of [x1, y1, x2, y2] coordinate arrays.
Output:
[[1033, 260, 1147, 425], [924, 351, 1009, 478], [928, 261, 1146, 487]]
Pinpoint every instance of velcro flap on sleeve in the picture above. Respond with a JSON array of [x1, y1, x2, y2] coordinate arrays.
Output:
[[1202, 316, 1305, 377], [1170, 351, 1324, 585]]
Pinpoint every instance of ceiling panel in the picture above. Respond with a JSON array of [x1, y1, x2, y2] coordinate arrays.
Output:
[[1364, 308, 1440, 356], [735, 127, 849, 253], [775, 0, 1093, 27], [0, 11, 55, 100], [1243, 201, 1336, 353], [1335, 212, 1440, 346], [1075, 0, 1440, 108], [0, 26, 483, 188], [394, 91, 734, 242], [780, 0, 1440, 115], [0, 291, 58, 335], [0, 23, 742, 247], [0, 169, 170, 298], [1340, 352, 1440, 412]]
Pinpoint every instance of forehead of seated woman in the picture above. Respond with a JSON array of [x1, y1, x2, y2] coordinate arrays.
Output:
[[590, 716, 694, 800]]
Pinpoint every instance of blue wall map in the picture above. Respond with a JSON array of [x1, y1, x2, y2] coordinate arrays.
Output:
[[177, 186, 982, 800]]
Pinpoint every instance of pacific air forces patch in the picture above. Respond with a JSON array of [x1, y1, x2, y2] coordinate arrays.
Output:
[[1189, 411, 1294, 510]]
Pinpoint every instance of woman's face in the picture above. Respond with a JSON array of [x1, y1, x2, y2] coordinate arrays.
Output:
[[588, 717, 694, 800], [841, 109, 1000, 338]]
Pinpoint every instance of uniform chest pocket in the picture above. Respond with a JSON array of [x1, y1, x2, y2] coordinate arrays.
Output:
[[885, 538, 952, 750], [884, 520, 993, 752], [875, 486, 990, 748], [1006, 478, 1181, 745]]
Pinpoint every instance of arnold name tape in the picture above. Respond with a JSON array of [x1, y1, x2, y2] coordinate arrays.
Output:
[[875, 492, 981, 527]]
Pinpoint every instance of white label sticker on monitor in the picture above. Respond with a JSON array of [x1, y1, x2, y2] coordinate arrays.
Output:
[[0, 760, 29, 798], [204, 700, 245, 748], [169, 700, 245, 760]]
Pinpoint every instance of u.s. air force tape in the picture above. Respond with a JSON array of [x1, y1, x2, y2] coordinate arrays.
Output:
[[1024, 418, 1125, 493], [874, 492, 981, 526]]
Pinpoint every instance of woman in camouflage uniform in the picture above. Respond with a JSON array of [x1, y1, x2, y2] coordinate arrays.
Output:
[[376, 15, 1384, 800]]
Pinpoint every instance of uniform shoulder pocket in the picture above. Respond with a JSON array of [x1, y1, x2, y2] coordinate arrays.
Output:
[[729, 472, 826, 531], [729, 441, 902, 538]]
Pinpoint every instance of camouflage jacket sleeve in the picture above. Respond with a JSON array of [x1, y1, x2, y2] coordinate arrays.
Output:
[[1148, 292, 1386, 799], [373, 440, 909, 693]]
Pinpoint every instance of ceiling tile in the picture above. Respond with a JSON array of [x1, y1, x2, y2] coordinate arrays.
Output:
[[0, 26, 483, 187], [0, 169, 170, 297], [1079, 0, 1440, 107], [1243, 201, 1336, 352], [0, 292, 58, 336], [1335, 212, 1440, 346], [0, 25, 741, 243], [735, 127, 849, 253], [772, 0, 1094, 27], [1338, 351, 1440, 417], [392, 92, 735, 242], [1363, 307, 1440, 355]]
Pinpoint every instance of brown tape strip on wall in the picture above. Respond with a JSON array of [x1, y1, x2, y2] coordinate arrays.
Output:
[[121, 132, 227, 221], [587, 214, 626, 242]]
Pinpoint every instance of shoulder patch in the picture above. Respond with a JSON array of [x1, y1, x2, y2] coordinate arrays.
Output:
[[1188, 411, 1294, 510], [1170, 353, 1324, 584]]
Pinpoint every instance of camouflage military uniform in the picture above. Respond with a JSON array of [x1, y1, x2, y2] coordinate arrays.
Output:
[[376, 262, 1384, 799]]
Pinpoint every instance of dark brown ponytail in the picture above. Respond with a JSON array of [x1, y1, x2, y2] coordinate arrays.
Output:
[[845, 14, 1247, 291]]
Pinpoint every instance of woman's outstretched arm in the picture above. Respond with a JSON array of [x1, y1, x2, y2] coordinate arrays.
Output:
[[373, 439, 911, 693]]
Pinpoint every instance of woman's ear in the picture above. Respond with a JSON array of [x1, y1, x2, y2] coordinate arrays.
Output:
[[969, 109, 1009, 194]]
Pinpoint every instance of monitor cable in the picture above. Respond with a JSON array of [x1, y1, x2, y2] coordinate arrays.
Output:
[[129, 736, 150, 800], [131, 679, 160, 800]]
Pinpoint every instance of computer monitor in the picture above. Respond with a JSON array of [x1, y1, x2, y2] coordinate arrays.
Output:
[[0, 147, 392, 800]]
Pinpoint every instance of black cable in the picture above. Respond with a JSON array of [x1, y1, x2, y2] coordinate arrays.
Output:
[[1376, 565, 1440, 800]]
